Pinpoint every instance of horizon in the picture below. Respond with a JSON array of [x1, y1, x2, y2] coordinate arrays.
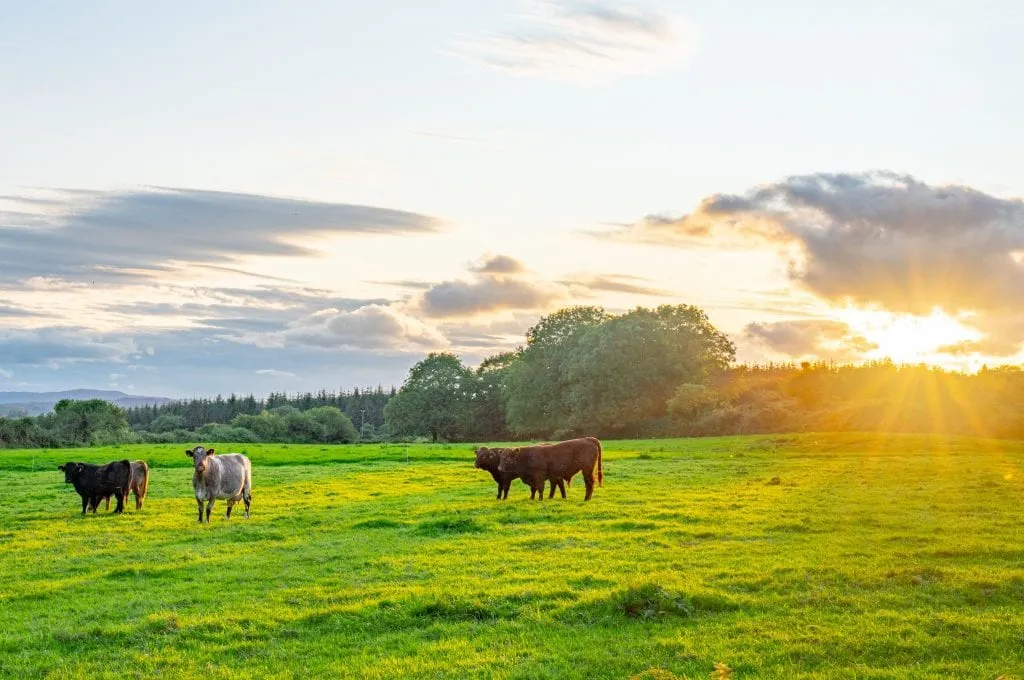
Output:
[[3, 0, 1023, 396]]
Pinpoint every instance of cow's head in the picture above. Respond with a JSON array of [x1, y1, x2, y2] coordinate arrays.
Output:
[[57, 463, 81, 483], [185, 446, 215, 474], [496, 448, 519, 474], [473, 447, 490, 469]]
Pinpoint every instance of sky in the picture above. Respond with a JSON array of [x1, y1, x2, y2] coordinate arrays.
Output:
[[1, 0, 1023, 398]]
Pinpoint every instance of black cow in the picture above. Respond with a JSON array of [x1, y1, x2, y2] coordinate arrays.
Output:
[[58, 460, 132, 515]]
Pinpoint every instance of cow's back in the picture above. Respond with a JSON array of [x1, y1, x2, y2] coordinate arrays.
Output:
[[212, 453, 251, 498], [539, 439, 599, 477]]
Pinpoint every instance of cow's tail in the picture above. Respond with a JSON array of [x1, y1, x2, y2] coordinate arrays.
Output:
[[591, 437, 603, 487]]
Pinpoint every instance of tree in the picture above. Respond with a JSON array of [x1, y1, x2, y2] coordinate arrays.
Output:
[[562, 306, 735, 433], [305, 406, 359, 443], [504, 307, 610, 436], [148, 414, 186, 433], [45, 399, 134, 446], [464, 351, 518, 441], [384, 353, 474, 442]]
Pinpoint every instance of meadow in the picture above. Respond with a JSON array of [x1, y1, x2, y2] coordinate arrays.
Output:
[[1, 434, 1023, 679]]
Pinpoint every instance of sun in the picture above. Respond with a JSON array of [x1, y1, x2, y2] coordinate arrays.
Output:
[[837, 308, 981, 366]]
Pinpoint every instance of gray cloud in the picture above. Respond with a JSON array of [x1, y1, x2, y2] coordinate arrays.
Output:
[[565, 273, 670, 297], [451, 0, 693, 84], [255, 369, 296, 378], [275, 305, 447, 351], [0, 325, 422, 397], [0, 301, 48, 318], [469, 254, 527, 275], [0, 187, 440, 285], [612, 172, 1024, 357], [745, 319, 877, 362], [419, 277, 562, 318], [0, 327, 141, 368]]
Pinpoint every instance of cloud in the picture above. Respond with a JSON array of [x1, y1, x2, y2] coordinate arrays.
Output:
[[745, 319, 877, 362], [0, 325, 426, 397], [469, 254, 527, 275], [0, 368, 12, 379], [0, 187, 440, 285], [276, 305, 447, 351], [104, 287, 389, 333], [611, 171, 1024, 357], [255, 369, 296, 378], [564, 273, 670, 297], [451, 0, 694, 84], [0, 301, 47, 318], [0, 327, 141, 368], [419, 277, 563, 318]]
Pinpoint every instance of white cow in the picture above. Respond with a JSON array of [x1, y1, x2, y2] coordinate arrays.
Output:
[[186, 446, 252, 523]]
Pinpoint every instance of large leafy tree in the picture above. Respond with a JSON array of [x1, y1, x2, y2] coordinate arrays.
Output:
[[45, 399, 134, 446], [503, 306, 610, 436], [384, 353, 474, 442], [464, 351, 519, 441], [563, 305, 735, 433]]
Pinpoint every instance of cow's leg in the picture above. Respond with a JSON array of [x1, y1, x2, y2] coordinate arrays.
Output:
[[205, 498, 215, 523], [583, 470, 595, 501], [90, 496, 100, 513], [134, 488, 142, 511], [548, 480, 556, 499], [226, 499, 234, 519], [114, 490, 125, 514], [558, 480, 567, 499], [196, 498, 204, 524], [496, 482, 502, 500], [243, 474, 252, 519], [104, 496, 110, 511], [80, 494, 88, 516]]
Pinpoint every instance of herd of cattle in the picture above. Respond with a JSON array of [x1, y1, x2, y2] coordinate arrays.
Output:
[[57, 437, 604, 521]]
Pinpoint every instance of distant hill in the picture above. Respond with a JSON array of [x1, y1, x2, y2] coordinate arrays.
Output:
[[0, 390, 171, 417]]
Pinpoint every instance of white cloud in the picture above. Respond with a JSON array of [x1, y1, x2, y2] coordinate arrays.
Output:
[[255, 369, 296, 378], [451, 0, 694, 85], [275, 304, 447, 351]]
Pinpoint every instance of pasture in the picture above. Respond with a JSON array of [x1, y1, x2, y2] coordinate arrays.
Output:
[[1, 434, 1023, 679]]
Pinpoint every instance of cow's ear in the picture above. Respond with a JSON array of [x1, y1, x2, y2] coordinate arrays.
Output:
[[58, 465, 65, 471], [185, 449, 193, 457], [207, 448, 215, 455]]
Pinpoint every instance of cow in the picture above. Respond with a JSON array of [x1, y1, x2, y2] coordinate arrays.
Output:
[[186, 446, 252, 523], [497, 437, 603, 501], [475, 446, 569, 500], [96, 460, 150, 511], [58, 460, 132, 515]]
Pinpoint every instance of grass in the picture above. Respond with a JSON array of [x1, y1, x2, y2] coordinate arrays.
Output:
[[1, 433, 1024, 678]]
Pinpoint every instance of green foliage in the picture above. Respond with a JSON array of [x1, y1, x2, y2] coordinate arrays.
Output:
[[37, 399, 135, 447], [504, 305, 735, 437], [505, 306, 611, 436], [196, 423, 259, 443], [1, 434, 1023, 678], [384, 353, 474, 442], [148, 414, 186, 433]]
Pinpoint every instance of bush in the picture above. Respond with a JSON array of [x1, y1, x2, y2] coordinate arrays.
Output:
[[197, 424, 258, 443]]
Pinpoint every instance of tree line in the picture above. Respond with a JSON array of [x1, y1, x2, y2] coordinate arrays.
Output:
[[6, 304, 1024, 449]]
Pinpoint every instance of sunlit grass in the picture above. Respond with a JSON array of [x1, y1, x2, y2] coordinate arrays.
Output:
[[1, 434, 1023, 678]]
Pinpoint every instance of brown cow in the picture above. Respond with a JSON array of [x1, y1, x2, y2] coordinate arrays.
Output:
[[497, 437, 603, 501], [474, 447, 568, 499], [97, 460, 149, 511]]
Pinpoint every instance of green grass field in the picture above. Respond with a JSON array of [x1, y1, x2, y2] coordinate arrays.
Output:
[[2, 434, 1023, 679]]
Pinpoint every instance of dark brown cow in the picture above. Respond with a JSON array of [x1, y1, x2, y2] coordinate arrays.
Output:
[[97, 460, 149, 511], [475, 446, 569, 499], [58, 460, 132, 515], [497, 437, 603, 501]]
